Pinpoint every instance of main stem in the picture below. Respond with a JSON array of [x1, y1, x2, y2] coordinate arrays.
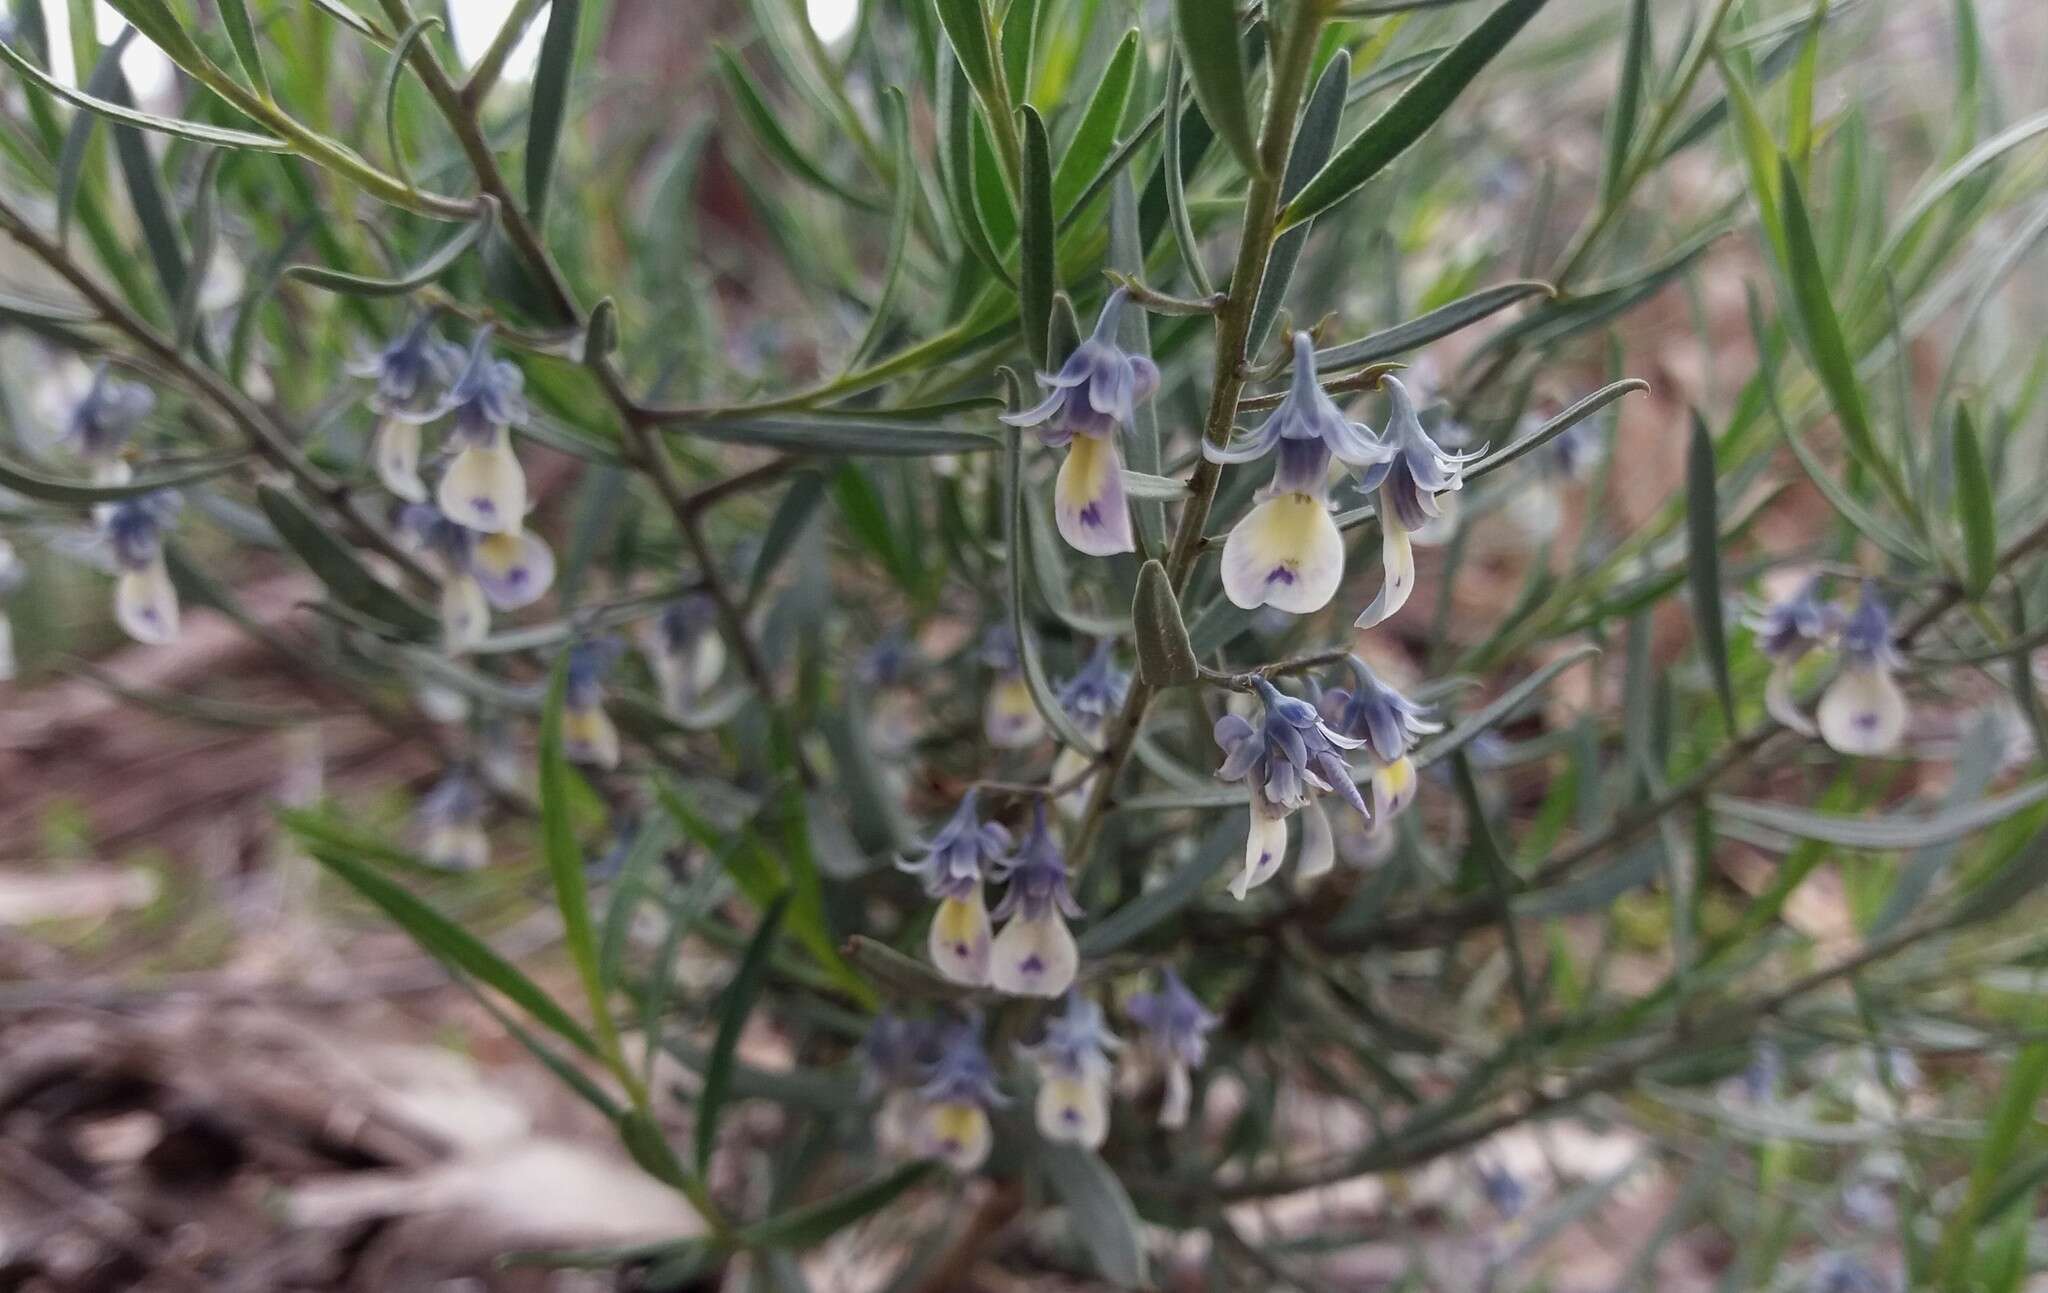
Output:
[[1067, 0, 1327, 874]]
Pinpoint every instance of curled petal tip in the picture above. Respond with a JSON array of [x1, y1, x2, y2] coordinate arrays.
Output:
[[1353, 520, 1415, 629]]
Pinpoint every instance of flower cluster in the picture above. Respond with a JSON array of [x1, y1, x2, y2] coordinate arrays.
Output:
[[100, 490, 183, 647], [859, 973, 1217, 1172], [1747, 579, 1907, 756], [398, 503, 556, 653], [900, 797, 1083, 997], [1213, 678, 1369, 897], [66, 365, 155, 479], [1318, 656, 1441, 823], [1003, 289, 1159, 556]]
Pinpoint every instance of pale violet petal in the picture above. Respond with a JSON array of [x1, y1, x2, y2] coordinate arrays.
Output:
[[471, 530, 555, 611], [1220, 493, 1344, 614], [1159, 1060, 1192, 1130], [1373, 754, 1418, 820], [920, 1101, 992, 1172], [1036, 1072, 1111, 1149], [563, 702, 621, 769], [436, 431, 527, 535], [928, 888, 994, 986], [1294, 798, 1336, 884], [440, 573, 491, 653], [372, 418, 428, 503], [114, 556, 180, 646], [1230, 807, 1290, 900], [1765, 661, 1817, 736]]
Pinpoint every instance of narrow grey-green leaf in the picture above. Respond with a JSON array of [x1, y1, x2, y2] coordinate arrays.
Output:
[[1281, 0, 1554, 229], [55, 26, 138, 244], [1686, 412, 1734, 732], [1314, 279, 1554, 372], [685, 417, 1000, 457], [1953, 404, 1996, 598], [1162, 50, 1213, 295], [0, 37, 288, 149], [933, 0, 1000, 106], [1713, 779, 2048, 851], [1775, 154, 1887, 489], [1017, 104, 1055, 370], [1171, 0, 1258, 173], [715, 44, 884, 212], [215, 0, 268, 97], [999, 0, 1039, 107], [841, 934, 977, 1003], [696, 892, 790, 1173], [284, 196, 496, 297], [0, 450, 245, 504], [173, 151, 223, 352], [539, 652, 609, 1043], [1600, 0, 1649, 201], [1051, 28, 1138, 217], [1035, 1142, 1150, 1287], [382, 16, 442, 199], [1248, 50, 1349, 356], [937, 49, 1014, 287], [1133, 559, 1199, 688], [256, 483, 437, 637], [525, 0, 581, 225]]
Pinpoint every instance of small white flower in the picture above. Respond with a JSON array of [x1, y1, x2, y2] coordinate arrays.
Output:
[[1353, 375, 1483, 630], [988, 804, 1083, 998], [1817, 584, 1906, 757]]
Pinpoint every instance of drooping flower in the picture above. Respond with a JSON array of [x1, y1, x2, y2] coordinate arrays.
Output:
[[100, 491, 182, 645], [1354, 375, 1484, 630], [1807, 1254, 1896, 1293], [65, 365, 154, 475], [1206, 334, 1398, 614], [897, 789, 1011, 987], [1024, 994, 1120, 1149], [915, 1017, 1007, 1172], [861, 1013, 940, 1158], [1000, 289, 1159, 556], [426, 330, 529, 535], [399, 504, 556, 652], [1050, 641, 1128, 819], [1212, 679, 1368, 898], [561, 638, 624, 769], [637, 594, 725, 718], [1318, 656, 1442, 825], [350, 317, 462, 502], [1745, 577, 1838, 735], [980, 625, 1045, 749], [1817, 583, 1906, 757], [989, 802, 1083, 998], [1123, 969, 1216, 1130], [414, 769, 489, 872], [1476, 1161, 1528, 1219]]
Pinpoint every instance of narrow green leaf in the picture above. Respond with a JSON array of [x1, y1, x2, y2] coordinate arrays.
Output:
[[1317, 280, 1553, 373], [1281, 0, 1554, 229], [686, 417, 1000, 457], [842, 935, 977, 1003], [286, 810, 601, 1059], [933, 0, 1000, 107], [1248, 49, 1349, 356], [696, 892, 790, 1173], [256, 484, 437, 637], [1078, 819, 1237, 955], [108, 66, 189, 316], [1686, 412, 1735, 732], [173, 151, 223, 352], [525, 0, 581, 225], [1108, 169, 1166, 551], [715, 44, 884, 212], [1953, 405, 1997, 598], [743, 1162, 936, 1249], [1017, 104, 1055, 370], [1050, 28, 1138, 217], [55, 27, 137, 245], [284, 196, 495, 296], [0, 450, 245, 504], [937, 50, 1014, 288], [1171, 0, 1258, 174], [1161, 49, 1213, 295], [1774, 154, 1891, 494], [1035, 1142, 1149, 1287], [215, 0, 269, 97], [0, 37, 288, 150], [1600, 0, 1649, 201], [847, 89, 915, 369], [1132, 559, 1199, 688], [999, 0, 1039, 107]]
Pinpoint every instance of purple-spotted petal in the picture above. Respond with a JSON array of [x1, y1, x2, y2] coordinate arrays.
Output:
[[1055, 434, 1135, 556], [1219, 493, 1344, 613]]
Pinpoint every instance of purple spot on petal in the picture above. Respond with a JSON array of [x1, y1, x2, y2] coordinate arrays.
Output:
[[472, 496, 495, 515], [1078, 503, 1102, 527], [1020, 954, 1044, 976], [1062, 1107, 1080, 1123], [953, 942, 970, 957], [1266, 566, 1296, 586], [1855, 711, 1878, 731]]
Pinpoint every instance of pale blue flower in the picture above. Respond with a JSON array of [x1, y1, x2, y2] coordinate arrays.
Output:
[[423, 330, 529, 534], [1207, 334, 1397, 615], [1051, 642, 1129, 816], [1001, 289, 1157, 555], [415, 769, 489, 872], [1025, 994, 1120, 1148], [981, 625, 1044, 749], [1213, 679, 1367, 897], [639, 594, 724, 717], [1818, 583, 1906, 756], [915, 1017, 1007, 1171], [1317, 656, 1440, 821], [100, 490, 181, 645], [351, 316, 461, 418], [400, 503, 556, 652], [66, 365, 154, 465], [1746, 578, 1839, 735], [1809, 1254, 1894, 1293], [899, 790, 1010, 986], [1124, 969, 1216, 1128], [1354, 375, 1484, 629], [989, 802, 1082, 997], [562, 638, 624, 769]]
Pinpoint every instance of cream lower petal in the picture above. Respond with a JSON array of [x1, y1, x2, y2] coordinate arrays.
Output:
[[875, 1089, 926, 1158], [928, 888, 993, 986], [1817, 665, 1906, 756], [1159, 1060, 1192, 1130], [1036, 1073, 1110, 1149], [985, 674, 1047, 748], [1373, 755, 1418, 820], [921, 1102, 992, 1172], [1220, 492, 1345, 614], [990, 911, 1078, 997], [115, 556, 180, 646], [1353, 515, 1415, 629], [1230, 807, 1290, 900], [1052, 744, 1095, 822], [436, 433, 527, 535], [372, 418, 428, 502], [424, 822, 491, 872], [1294, 797, 1336, 884], [441, 574, 491, 653], [1765, 662, 1817, 736], [564, 702, 621, 769], [1055, 434, 1135, 556]]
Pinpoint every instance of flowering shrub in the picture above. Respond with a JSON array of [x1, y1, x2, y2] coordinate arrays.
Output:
[[4, 0, 2048, 1288]]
